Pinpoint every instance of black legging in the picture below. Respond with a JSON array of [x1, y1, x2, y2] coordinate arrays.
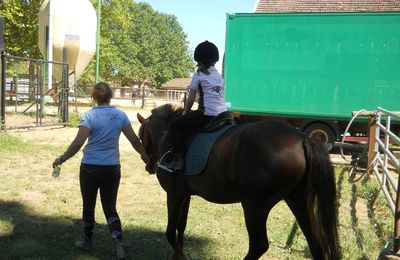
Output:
[[79, 164, 122, 241], [166, 110, 214, 152]]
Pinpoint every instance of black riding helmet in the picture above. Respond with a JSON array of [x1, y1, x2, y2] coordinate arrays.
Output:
[[194, 41, 219, 65]]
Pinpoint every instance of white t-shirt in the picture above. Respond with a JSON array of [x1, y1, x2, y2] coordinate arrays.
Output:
[[188, 66, 227, 116]]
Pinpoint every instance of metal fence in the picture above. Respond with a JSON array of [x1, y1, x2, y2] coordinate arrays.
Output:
[[74, 85, 187, 109], [370, 107, 400, 213], [1, 52, 69, 129], [125, 87, 187, 108], [367, 107, 400, 252]]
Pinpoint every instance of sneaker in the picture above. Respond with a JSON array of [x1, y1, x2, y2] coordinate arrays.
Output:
[[113, 239, 126, 260], [74, 236, 92, 252]]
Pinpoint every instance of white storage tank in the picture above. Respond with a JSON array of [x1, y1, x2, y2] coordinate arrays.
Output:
[[38, 0, 97, 80]]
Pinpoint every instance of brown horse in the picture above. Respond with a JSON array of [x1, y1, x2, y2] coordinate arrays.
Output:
[[137, 104, 339, 260]]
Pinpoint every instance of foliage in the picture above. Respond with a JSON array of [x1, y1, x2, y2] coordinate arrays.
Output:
[[358, 172, 392, 209], [0, 132, 31, 152], [81, 0, 195, 86], [0, 0, 44, 58], [0, 0, 195, 87], [68, 111, 82, 127]]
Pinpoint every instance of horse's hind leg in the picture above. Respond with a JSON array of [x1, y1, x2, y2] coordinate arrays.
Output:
[[242, 200, 271, 260], [285, 183, 324, 260], [166, 193, 190, 260]]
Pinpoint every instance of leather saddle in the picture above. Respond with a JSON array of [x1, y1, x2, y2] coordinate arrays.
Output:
[[203, 111, 236, 132]]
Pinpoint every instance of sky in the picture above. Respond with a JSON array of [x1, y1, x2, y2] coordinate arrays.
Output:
[[138, 0, 256, 72]]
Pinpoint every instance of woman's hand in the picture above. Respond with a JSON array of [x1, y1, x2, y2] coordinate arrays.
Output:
[[52, 156, 63, 167], [141, 154, 150, 164]]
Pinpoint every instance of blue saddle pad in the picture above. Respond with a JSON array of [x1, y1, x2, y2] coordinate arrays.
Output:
[[185, 125, 234, 176]]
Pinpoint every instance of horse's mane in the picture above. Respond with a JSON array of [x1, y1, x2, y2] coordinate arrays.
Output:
[[151, 104, 183, 122]]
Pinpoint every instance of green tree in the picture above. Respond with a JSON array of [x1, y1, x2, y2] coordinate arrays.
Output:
[[0, 0, 43, 58], [82, 0, 194, 87], [135, 3, 194, 86], [1, 0, 44, 101], [0, 0, 195, 86]]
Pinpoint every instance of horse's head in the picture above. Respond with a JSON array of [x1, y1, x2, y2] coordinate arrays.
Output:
[[137, 104, 183, 174]]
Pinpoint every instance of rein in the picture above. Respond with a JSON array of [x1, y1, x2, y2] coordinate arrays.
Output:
[[140, 105, 184, 174], [156, 129, 174, 173]]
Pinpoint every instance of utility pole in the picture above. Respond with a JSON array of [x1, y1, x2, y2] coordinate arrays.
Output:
[[95, 0, 101, 83], [0, 1, 5, 129]]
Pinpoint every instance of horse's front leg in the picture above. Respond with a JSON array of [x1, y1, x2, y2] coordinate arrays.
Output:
[[177, 196, 191, 248], [166, 193, 190, 260]]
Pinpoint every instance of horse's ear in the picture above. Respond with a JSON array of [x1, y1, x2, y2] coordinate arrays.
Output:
[[137, 113, 145, 124]]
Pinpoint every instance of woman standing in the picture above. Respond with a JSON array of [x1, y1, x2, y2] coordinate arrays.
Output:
[[52, 82, 148, 259]]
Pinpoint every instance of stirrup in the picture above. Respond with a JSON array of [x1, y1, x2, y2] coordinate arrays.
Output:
[[158, 150, 184, 172], [157, 163, 174, 173], [158, 150, 174, 172]]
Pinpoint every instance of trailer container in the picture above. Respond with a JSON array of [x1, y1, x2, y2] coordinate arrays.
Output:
[[224, 12, 400, 145]]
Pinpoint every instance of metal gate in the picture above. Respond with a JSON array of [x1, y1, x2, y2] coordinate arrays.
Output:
[[0, 51, 69, 130], [367, 107, 400, 253]]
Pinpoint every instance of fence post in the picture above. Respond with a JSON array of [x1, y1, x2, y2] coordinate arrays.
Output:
[[367, 114, 377, 173], [1, 50, 6, 129], [61, 48, 69, 123], [36, 63, 40, 125], [141, 82, 145, 109], [394, 179, 400, 253], [14, 76, 18, 112], [393, 111, 400, 252]]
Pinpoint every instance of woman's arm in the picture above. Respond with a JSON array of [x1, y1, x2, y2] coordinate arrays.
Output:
[[183, 89, 197, 114], [53, 126, 90, 166], [122, 124, 149, 164]]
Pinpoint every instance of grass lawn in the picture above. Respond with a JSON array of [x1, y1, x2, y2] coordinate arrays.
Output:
[[0, 124, 394, 259]]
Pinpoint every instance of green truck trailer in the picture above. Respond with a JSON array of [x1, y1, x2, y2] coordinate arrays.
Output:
[[224, 12, 400, 145]]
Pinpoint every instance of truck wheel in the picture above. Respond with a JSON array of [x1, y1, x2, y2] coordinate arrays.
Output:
[[304, 123, 335, 148]]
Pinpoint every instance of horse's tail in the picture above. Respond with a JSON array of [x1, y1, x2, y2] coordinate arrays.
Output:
[[303, 137, 340, 260]]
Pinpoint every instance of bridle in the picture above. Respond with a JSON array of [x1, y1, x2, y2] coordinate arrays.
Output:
[[139, 115, 168, 174], [139, 107, 183, 174]]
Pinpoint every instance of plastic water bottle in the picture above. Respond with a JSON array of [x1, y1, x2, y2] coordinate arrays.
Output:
[[52, 165, 61, 178]]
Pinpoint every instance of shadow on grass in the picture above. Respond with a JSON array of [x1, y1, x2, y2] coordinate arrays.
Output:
[[350, 184, 367, 257], [362, 175, 388, 246], [349, 171, 389, 258], [336, 167, 346, 204], [347, 169, 388, 246], [0, 199, 212, 259], [284, 220, 299, 248], [282, 220, 312, 258]]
